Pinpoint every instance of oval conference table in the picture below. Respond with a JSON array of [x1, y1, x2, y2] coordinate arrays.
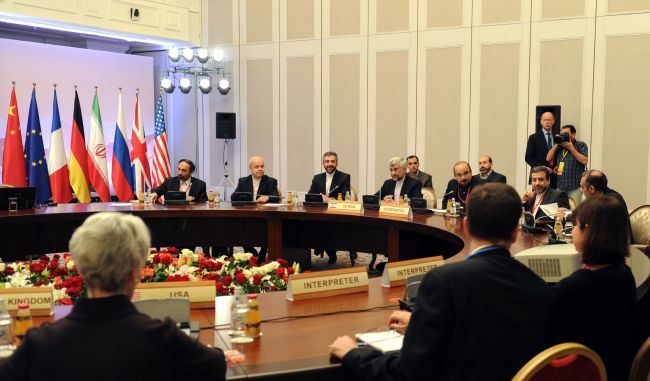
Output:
[[5, 202, 545, 380]]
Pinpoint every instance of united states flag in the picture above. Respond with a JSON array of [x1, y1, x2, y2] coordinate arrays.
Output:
[[151, 94, 171, 188]]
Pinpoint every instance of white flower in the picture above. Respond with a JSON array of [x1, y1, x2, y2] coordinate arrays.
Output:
[[243, 269, 252, 278], [251, 267, 261, 275], [258, 266, 268, 276], [234, 252, 253, 262], [53, 288, 68, 300], [8, 272, 30, 288], [66, 260, 75, 270], [0, 263, 4, 272]]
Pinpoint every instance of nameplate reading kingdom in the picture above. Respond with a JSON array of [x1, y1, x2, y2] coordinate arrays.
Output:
[[286, 267, 368, 301], [0, 286, 53, 316], [381, 256, 445, 287], [134, 281, 215, 309], [327, 201, 362, 214], [379, 203, 411, 218]]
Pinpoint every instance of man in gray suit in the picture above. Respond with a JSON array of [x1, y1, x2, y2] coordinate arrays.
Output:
[[407, 155, 433, 188]]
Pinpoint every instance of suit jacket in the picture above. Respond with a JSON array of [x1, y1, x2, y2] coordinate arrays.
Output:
[[153, 176, 208, 202], [408, 170, 433, 189], [525, 130, 553, 168], [308, 170, 351, 198], [376, 175, 422, 200], [473, 170, 507, 185], [523, 188, 571, 219], [234, 175, 280, 202], [441, 176, 480, 209], [0, 295, 226, 381], [342, 247, 552, 381]]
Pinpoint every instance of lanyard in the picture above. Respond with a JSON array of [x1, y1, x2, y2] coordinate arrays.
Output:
[[467, 245, 507, 260], [532, 193, 544, 215], [561, 149, 568, 160], [457, 186, 471, 204]]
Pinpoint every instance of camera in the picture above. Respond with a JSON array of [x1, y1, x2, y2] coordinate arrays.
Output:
[[553, 132, 570, 145]]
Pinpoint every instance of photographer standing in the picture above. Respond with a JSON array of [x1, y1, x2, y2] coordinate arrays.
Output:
[[546, 125, 588, 206]]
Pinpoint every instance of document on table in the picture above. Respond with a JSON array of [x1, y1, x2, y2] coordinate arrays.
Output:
[[260, 203, 286, 207], [110, 202, 133, 207], [355, 330, 404, 353]]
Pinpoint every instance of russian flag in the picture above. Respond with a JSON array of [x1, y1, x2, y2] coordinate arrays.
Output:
[[47, 88, 72, 203], [111, 90, 134, 201]]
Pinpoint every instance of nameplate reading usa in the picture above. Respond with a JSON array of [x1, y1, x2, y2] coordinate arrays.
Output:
[[134, 280, 215, 309], [379, 202, 411, 218], [286, 267, 369, 301], [0, 286, 53, 316], [327, 200, 362, 214], [381, 256, 445, 287]]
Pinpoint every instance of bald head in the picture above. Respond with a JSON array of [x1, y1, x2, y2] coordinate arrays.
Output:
[[453, 161, 472, 188], [580, 169, 608, 197], [249, 156, 266, 179], [540, 112, 555, 132]]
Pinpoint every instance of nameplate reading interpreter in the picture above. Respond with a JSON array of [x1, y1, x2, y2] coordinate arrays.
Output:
[[379, 202, 411, 218], [381, 256, 445, 287], [133, 281, 215, 309], [0, 286, 52, 316], [286, 267, 369, 301], [327, 200, 362, 214]]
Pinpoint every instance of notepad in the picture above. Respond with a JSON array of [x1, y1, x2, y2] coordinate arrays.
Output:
[[355, 330, 404, 353]]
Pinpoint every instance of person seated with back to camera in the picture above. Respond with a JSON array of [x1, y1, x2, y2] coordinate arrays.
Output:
[[234, 155, 280, 262], [151, 158, 208, 203], [0, 212, 226, 381], [548, 195, 646, 381], [329, 183, 552, 381]]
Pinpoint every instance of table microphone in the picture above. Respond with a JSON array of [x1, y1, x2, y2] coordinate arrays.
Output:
[[327, 185, 340, 197]]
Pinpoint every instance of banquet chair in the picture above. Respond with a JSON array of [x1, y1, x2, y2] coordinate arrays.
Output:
[[628, 336, 650, 381], [511, 342, 606, 381], [421, 186, 437, 209], [630, 205, 650, 254]]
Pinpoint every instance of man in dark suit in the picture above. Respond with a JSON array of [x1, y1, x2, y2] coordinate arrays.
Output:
[[234, 156, 280, 261], [234, 156, 280, 204], [473, 155, 506, 184], [329, 183, 552, 381], [151, 159, 208, 203], [376, 157, 422, 201], [523, 166, 570, 219], [580, 169, 627, 211], [308, 151, 351, 264], [308, 151, 351, 202], [441, 161, 480, 210], [406, 155, 433, 188], [525, 111, 556, 187]]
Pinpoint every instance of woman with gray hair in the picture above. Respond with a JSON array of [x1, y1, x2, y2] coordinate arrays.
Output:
[[0, 212, 226, 381]]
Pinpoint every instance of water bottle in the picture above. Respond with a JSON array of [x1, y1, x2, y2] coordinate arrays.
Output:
[[14, 303, 32, 342], [554, 215, 564, 238], [244, 294, 261, 338], [404, 195, 410, 205], [0, 298, 15, 358], [450, 198, 457, 216], [230, 287, 247, 336], [345, 191, 351, 201]]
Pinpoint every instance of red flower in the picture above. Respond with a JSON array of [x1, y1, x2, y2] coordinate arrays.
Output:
[[57, 298, 73, 305], [30, 262, 44, 273], [271, 285, 278, 291], [277, 258, 289, 267], [249, 256, 258, 267], [167, 247, 180, 255], [4, 266, 15, 275], [222, 275, 232, 286], [287, 267, 295, 275], [276, 268, 285, 278], [235, 273, 247, 285], [215, 281, 223, 291], [198, 259, 208, 269], [48, 261, 58, 270], [252, 274, 262, 285], [40, 255, 49, 262], [214, 261, 223, 271], [152, 254, 161, 263], [160, 253, 173, 265], [53, 254, 61, 261]]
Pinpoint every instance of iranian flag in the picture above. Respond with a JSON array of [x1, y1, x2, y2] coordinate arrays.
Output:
[[87, 89, 110, 202]]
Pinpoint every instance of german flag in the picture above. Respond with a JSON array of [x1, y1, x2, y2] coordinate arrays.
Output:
[[68, 89, 90, 203]]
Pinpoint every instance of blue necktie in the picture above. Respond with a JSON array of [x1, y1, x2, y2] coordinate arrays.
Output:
[[546, 133, 552, 149]]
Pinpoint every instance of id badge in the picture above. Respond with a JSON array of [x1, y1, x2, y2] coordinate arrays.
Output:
[[557, 161, 565, 176]]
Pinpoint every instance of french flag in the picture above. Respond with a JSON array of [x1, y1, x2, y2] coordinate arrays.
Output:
[[111, 91, 134, 202], [47, 88, 72, 203]]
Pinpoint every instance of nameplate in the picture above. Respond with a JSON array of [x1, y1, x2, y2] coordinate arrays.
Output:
[[379, 202, 411, 218], [381, 256, 445, 287], [134, 281, 215, 309], [286, 267, 368, 301], [0, 286, 53, 316], [327, 201, 362, 214]]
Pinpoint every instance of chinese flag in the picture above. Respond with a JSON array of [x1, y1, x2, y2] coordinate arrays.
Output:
[[2, 84, 27, 186]]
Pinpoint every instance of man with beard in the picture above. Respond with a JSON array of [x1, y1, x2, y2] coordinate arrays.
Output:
[[376, 157, 423, 202], [546, 124, 588, 206], [523, 166, 570, 219], [151, 159, 208, 203], [308, 151, 351, 264], [406, 155, 433, 188], [308, 151, 351, 202], [473, 155, 506, 184], [442, 161, 480, 210]]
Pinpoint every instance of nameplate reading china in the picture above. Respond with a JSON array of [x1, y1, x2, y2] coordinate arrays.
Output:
[[134, 281, 215, 309], [381, 256, 445, 287], [0, 286, 53, 316], [327, 201, 362, 214], [379, 203, 411, 218], [286, 267, 368, 301]]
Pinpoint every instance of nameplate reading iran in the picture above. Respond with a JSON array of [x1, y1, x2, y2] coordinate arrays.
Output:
[[327, 201, 362, 214], [379, 203, 411, 218], [134, 281, 215, 308], [286, 267, 368, 301], [0, 286, 52, 316], [381, 256, 445, 287]]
